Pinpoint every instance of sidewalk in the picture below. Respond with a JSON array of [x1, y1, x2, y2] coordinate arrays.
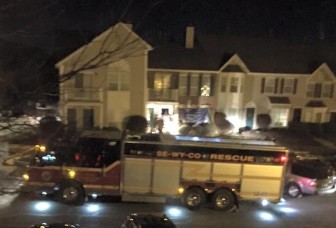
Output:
[[0, 142, 32, 195]]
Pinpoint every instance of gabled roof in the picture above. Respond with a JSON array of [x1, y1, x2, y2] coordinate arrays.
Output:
[[56, 22, 152, 67]]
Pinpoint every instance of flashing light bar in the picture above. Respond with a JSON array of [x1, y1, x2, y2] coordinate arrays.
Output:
[[175, 135, 276, 146]]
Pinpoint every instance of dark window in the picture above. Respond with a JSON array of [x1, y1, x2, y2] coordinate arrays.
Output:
[[314, 83, 322, 97], [83, 109, 94, 129], [261, 78, 265, 93], [75, 73, 83, 88], [291, 160, 330, 179]]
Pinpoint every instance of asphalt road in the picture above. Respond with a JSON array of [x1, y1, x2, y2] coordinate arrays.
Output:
[[0, 191, 335, 228]]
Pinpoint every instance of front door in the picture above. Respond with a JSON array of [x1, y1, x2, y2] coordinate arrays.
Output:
[[83, 109, 94, 129], [293, 108, 302, 122], [245, 108, 255, 128], [67, 108, 77, 131]]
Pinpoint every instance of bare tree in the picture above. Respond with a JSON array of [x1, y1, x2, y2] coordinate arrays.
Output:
[[0, 0, 170, 142]]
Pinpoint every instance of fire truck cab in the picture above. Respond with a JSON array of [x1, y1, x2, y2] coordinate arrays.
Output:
[[23, 130, 288, 211]]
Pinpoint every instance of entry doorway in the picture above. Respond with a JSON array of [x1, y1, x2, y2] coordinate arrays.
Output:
[[83, 109, 94, 129], [67, 108, 77, 131], [245, 108, 255, 129], [293, 108, 302, 122]]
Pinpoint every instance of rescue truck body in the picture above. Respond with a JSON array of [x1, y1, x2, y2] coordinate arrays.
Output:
[[23, 131, 288, 211]]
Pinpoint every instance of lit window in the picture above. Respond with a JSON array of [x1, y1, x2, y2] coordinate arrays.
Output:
[[270, 108, 289, 127], [201, 74, 211, 96]]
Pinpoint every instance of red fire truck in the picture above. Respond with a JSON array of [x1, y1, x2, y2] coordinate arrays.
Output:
[[22, 130, 288, 211]]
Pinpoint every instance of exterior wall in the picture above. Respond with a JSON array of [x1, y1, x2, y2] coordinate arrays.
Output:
[[216, 72, 246, 127], [57, 23, 150, 131], [57, 24, 336, 133]]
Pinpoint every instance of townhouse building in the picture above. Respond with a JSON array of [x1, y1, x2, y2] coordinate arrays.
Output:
[[55, 22, 336, 134]]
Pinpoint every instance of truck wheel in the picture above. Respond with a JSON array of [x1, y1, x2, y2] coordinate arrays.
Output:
[[182, 188, 205, 210], [57, 181, 85, 205], [211, 189, 235, 211], [286, 182, 302, 198]]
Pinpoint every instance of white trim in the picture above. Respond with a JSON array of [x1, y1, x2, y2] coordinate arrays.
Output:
[[219, 54, 250, 73], [148, 68, 218, 74]]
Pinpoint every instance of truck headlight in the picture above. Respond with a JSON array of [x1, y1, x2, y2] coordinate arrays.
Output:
[[23, 173, 29, 181], [68, 169, 76, 179], [178, 187, 184, 194]]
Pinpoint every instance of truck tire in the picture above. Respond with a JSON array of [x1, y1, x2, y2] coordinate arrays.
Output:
[[285, 182, 302, 198], [182, 188, 206, 210], [211, 189, 235, 211], [57, 181, 85, 205]]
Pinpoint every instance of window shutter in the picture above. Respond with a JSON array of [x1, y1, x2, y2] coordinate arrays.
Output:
[[280, 79, 284, 94], [175, 73, 179, 89], [198, 75, 202, 96], [274, 78, 279, 93], [293, 79, 298, 94], [187, 74, 191, 96], [147, 72, 155, 88], [261, 78, 265, 93], [210, 74, 216, 96], [170, 73, 178, 89]]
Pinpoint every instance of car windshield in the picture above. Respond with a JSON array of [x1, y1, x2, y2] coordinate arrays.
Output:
[[291, 160, 332, 179]]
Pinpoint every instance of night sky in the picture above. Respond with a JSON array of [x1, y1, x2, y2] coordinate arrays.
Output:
[[2, 0, 336, 49], [1, 0, 336, 109]]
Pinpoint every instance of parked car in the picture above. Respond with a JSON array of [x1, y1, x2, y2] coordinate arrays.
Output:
[[284, 158, 335, 198], [29, 223, 80, 228], [121, 213, 176, 228]]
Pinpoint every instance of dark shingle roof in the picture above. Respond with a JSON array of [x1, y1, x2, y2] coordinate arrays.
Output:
[[148, 32, 336, 74], [148, 43, 227, 70]]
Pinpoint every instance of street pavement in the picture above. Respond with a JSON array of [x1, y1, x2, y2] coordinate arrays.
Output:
[[0, 142, 28, 209]]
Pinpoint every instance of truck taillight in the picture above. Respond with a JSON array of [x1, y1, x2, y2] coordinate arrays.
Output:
[[274, 155, 287, 164], [280, 155, 287, 163]]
